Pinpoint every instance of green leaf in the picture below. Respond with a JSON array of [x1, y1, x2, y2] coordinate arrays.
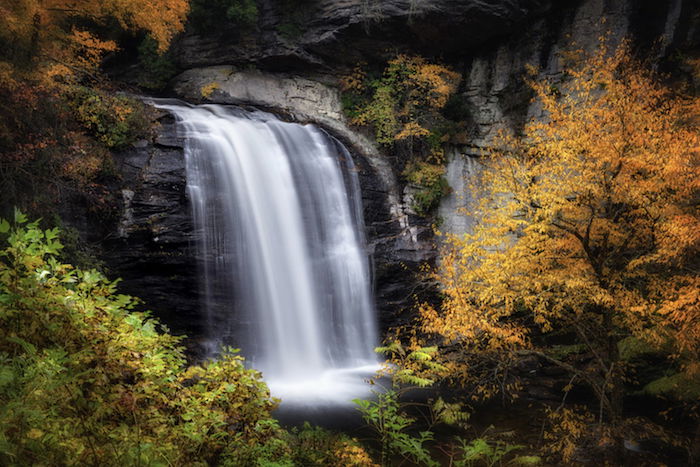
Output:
[[7, 336, 37, 355], [512, 455, 542, 465], [13, 208, 27, 224], [0, 366, 15, 387], [0, 219, 9, 234]]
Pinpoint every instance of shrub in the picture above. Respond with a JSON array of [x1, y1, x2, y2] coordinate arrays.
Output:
[[189, 0, 258, 33], [341, 56, 459, 217], [352, 341, 538, 466], [345, 55, 460, 147], [70, 87, 150, 149], [0, 80, 116, 218], [276, 22, 304, 40], [403, 161, 451, 215], [136, 35, 178, 91], [354, 390, 437, 466], [0, 211, 280, 465]]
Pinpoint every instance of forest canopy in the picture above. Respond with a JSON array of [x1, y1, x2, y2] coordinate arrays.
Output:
[[0, 0, 188, 81]]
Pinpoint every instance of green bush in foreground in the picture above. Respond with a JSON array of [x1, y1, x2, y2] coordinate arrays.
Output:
[[0, 211, 279, 466], [0, 211, 379, 466]]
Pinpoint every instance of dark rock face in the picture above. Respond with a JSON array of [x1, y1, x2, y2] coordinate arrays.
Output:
[[174, 0, 553, 71], [458, 0, 693, 153], [353, 145, 438, 332], [102, 115, 200, 338]]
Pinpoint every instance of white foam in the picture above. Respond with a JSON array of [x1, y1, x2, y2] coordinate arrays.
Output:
[[267, 364, 381, 406]]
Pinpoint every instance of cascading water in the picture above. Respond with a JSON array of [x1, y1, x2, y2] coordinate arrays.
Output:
[[152, 100, 379, 404]]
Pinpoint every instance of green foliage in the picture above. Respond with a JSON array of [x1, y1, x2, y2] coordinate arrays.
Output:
[[225, 0, 259, 24], [402, 161, 451, 215], [0, 212, 280, 465], [276, 22, 304, 40], [274, 0, 313, 40], [136, 35, 177, 91], [220, 419, 294, 466], [376, 340, 452, 389], [341, 56, 460, 217], [189, 0, 259, 33], [287, 422, 338, 466], [431, 397, 470, 426], [354, 390, 437, 467], [355, 342, 443, 465], [344, 55, 460, 148], [546, 343, 586, 360], [288, 422, 374, 466], [352, 338, 544, 466], [511, 456, 543, 466], [221, 419, 378, 467], [70, 87, 150, 149], [359, 84, 400, 145], [617, 336, 672, 362], [353, 389, 536, 467], [352, 342, 480, 466], [642, 372, 700, 400], [341, 92, 366, 122], [454, 437, 538, 467]]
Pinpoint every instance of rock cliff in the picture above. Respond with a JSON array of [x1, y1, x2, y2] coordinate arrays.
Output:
[[438, 0, 693, 236], [174, 0, 551, 71], [100, 0, 697, 340]]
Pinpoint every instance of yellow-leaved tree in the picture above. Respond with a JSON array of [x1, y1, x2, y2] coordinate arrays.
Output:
[[421, 40, 700, 425], [346, 54, 460, 146], [0, 0, 189, 217], [0, 0, 189, 82]]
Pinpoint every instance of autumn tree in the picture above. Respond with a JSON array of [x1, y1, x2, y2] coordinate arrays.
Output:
[[0, 0, 189, 218], [0, 0, 189, 82], [342, 55, 461, 214], [421, 40, 700, 429], [345, 54, 460, 146]]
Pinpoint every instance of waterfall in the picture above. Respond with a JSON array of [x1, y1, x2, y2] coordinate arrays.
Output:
[[152, 101, 379, 404]]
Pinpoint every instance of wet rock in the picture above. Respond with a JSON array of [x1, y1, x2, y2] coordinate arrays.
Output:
[[102, 120, 200, 338]]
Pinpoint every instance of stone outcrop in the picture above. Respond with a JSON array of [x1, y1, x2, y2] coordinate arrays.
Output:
[[174, 67, 344, 120], [174, 0, 552, 71], [457, 0, 690, 158]]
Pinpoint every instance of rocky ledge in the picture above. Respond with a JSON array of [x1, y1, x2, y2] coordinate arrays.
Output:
[[174, 0, 551, 70]]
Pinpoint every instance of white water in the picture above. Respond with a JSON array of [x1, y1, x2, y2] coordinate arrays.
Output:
[[152, 101, 379, 404]]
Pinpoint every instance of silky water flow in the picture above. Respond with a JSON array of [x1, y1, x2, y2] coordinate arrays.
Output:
[[153, 101, 379, 406]]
